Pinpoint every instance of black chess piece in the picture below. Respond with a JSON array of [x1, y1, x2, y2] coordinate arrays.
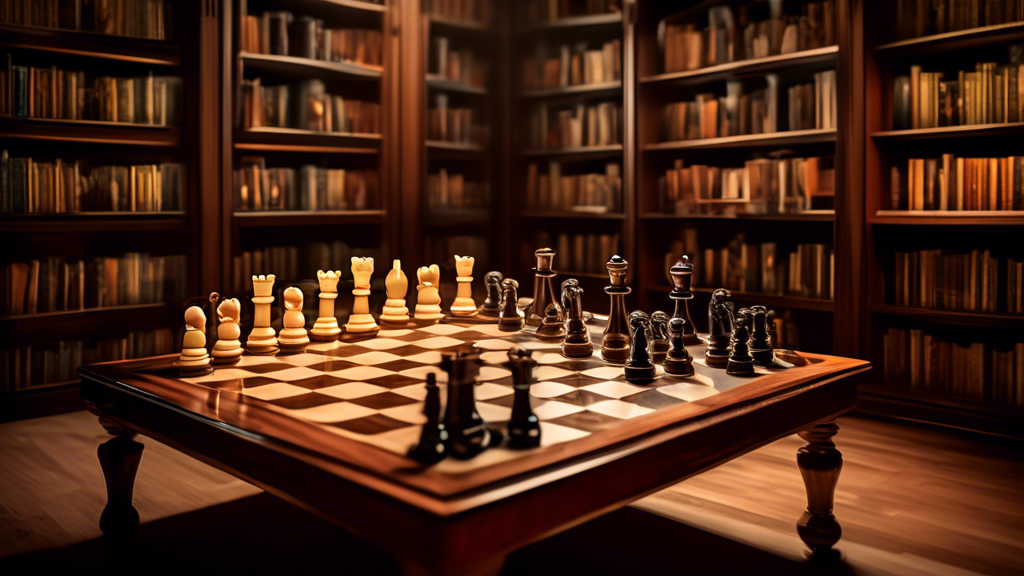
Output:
[[663, 317, 695, 377], [504, 347, 541, 449], [498, 278, 525, 332], [624, 311, 658, 384], [601, 255, 631, 364], [650, 311, 670, 363], [560, 278, 593, 358], [536, 303, 567, 342], [525, 248, 562, 327], [441, 348, 500, 460], [748, 305, 774, 366], [407, 373, 448, 464], [767, 309, 777, 348], [669, 255, 700, 345], [705, 288, 735, 369], [727, 308, 755, 376], [478, 271, 504, 319]]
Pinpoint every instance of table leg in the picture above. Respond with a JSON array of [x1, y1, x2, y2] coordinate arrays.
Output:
[[97, 434, 144, 541], [796, 421, 842, 554]]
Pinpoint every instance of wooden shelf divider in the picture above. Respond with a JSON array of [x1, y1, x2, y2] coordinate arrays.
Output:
[[644, 129, 837, 151], [641, 45, 839, 85]]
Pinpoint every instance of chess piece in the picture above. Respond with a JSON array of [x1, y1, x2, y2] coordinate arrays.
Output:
[[505, 347, 541, 449], [414, 264, 444, 323], [650, 311, 670, 363], [177, 306, 212, 375], [380, 260, 411, 327], [767, 308, 778, 348], [211, 298, 243, 365], [749, 305, 775, 366], [705, 288, 735, 369], [278, 287, 310, 354], [669, 256, 700, 346], [601, 255, 631, 364], [525, 248, 562, 327], [727, 308, 755, 376], [345, 257, 379, 335], [536, 303, 567, 342], [441, 348, 501, 460], [311, 270, 342, 341], [407, 373, 448, 464], [247, 274, 279, 355], [560, 278, 592, 358], [624, 311, 657, 384], [450, 255, 477, 317], [663, 317, 695, 376], [478, 271, 503, 320], [498, 278, 525, 332]]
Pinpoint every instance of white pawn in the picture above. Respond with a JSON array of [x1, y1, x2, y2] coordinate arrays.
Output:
[[278, 287, 310, 354], [380, 260, 410, 327], [414, 264, 444, 324], [177, 306, 212, 375], [311, 270, 342, 342], [211, 298, 244, 365], [450, 255, 477, 317], [345, 257, 379, 335]]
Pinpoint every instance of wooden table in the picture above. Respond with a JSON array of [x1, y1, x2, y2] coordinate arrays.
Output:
[[79, 323, 869, 576]]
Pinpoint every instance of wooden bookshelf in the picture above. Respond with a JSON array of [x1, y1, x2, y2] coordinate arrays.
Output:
[[520, 81, 622, 99], [1, 303, 178, 345], [874, 21, 1024, 52], [514, 12, 623, 35], [871, 123, 1024, 140], [0, 24, 182, 65], [520, 211, 627, 220], [1, 213, 187, 232], [520, 144, 624, 158], [643, 129, 838, 151], [640, 45, 839, 85], [871, 306, 1024, 329], [233, 210, 387, 227], [641, 212, 836, 222], [240, 52, 383, 80], [870, 211, 1024, 226], [0, 117, 182, 146], [425, 75, 488, 94]]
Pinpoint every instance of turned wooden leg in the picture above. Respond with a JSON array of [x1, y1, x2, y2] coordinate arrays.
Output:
[[796, 421, 843, 554], [97, 434, 145, 541]]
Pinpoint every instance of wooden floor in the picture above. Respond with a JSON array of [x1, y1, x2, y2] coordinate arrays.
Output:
[[0, 411, 1022, 574]]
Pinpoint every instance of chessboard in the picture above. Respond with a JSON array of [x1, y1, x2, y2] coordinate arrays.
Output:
[[104, 318, 821, 477]]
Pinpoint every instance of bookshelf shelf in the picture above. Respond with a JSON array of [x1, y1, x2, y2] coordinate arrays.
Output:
[[871, 306, 1024, 329], [519, 81, 622, 99], [425, 75, 488, 94], [520, 211, 627, 220], [0, 117, 181, 146], [871, 123, 1024, 141], [233, 210, 387, 227], [875, 21, 1024, 52], [425, 140, 488, 153], [644, 129, 837, 151], [857, 384, 1024, 439], [870, 211, 1024, 226], [233, 142, 379, 154], [427, 15, 490, 35], [640, 212, 835, 222], [514, 13, 623, 35], [0, 24, 181, 66], [646, 285, 835, 312], [289, 0, 386, 18], [1, 303, 177, 345], [0, 213, 187, 232], [240, 52, 382, 81], [520, 144, 623, 158], [236, 127, 383, 149], [423, 209, 491, 227], [640, 46, 839, 85]]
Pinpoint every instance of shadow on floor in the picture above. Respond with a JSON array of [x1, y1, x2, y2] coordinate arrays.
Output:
[[0, 494, 853, 575]]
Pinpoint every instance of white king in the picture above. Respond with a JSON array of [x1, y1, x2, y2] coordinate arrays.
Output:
[[450, 254, 477, 317], [345, 257, 379, 335], [311, 270, 342, 341]]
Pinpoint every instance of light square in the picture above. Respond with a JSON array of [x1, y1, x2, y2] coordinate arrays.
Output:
[[418, 324, 470, 336], [581, 366, 626, 380], [241, 383, 311, 401], [414, 336, 466, 350], [475, 382, 514, 401], [287, 402, 377, 423], [346, 351, 404, 366], [532, 400, 585, 420], [657, 382, 720, 402], [530, 381, 577, 398], [534, 365, 575, 381], [317, 382, 391, 400], [352, 338, 409, 351], [586, 400, 654, 420], [580, 380, 651, 399], [331, 366, 398, 380]]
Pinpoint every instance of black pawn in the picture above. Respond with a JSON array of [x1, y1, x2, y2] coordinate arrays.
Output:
[[478, 271, 503, 319], [749, 305, 774, 366], [663, 317, 695, 377], [650, 311, 670, 363], [624, 311, 658, 384], [407, 373, 447, 464], [498, 278, 525, 332], [441, 348, 499, 460], [536, 303, 567, 342], [727, 309, 755, 376], [505, 347, 541, 449]]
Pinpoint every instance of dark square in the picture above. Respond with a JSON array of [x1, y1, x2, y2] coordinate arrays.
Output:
[[548, 389, 615, 407], [193, 378, 245, 391], [289, 374, 353, 390], [366, 374, 424, 389], [619, 389, 688, 410], [481, 392, 535, 409], [263, 392, 343, 410], [239, 376, 286, 388], [346, 391, 421, 410], [376, 359, 433, 373], [239, 362, 294, 374], [546, 410, 623, 432], [320, 347, 369, 359], [312, 360, 359, 372], [324, 414, 412, 435]]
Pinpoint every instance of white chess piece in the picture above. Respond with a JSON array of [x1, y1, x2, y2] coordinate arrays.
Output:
[[414, 264, 444, 323], [450, 255, 477, 317], [345, 257, 379, 335], [247, 274, 279, 355], [177, 306, 212, 374], [211, 298, 244, 365], [278, 287, 310, 353], [311, 270, 342, 341], [380, 260, 410, 326]]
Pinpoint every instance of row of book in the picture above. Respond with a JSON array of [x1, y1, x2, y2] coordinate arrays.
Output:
[[529, 101, 622, 150], [426, 170, 489, 210], [889, 156, 1024, 211], [2, 252, 187, 316], [893, 0, 1024, 41], [1, 63, 181, 125], [661, 1, 835, 73], [0, 153, 185, 214], [521, 0, 621, 24], [2, 329, 176, 391], [893, 57, 1024, 129], [663, 76, 778, 140], [240, 11, 383, 66], [789, 71, 837, 130], [697, 237, 834, 300], [882, 328, 1023, 405], [432, 37, 488, 88], [520, 39, 622, 91], [0, 0, 169, 40], [892, 250, 1023, 314], [532, 231, 621, 277], [240, 78, 380, 134], [524, 161, 622, 213], [231, 241, 383, 295], [424, 0, 491, 24], [657, 156, 835, 215], [428, 94, 488, 145], [234, 158, 377, 212]]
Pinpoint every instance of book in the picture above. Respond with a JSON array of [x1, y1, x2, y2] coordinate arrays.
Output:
[[890, 155, 1024, 211]]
